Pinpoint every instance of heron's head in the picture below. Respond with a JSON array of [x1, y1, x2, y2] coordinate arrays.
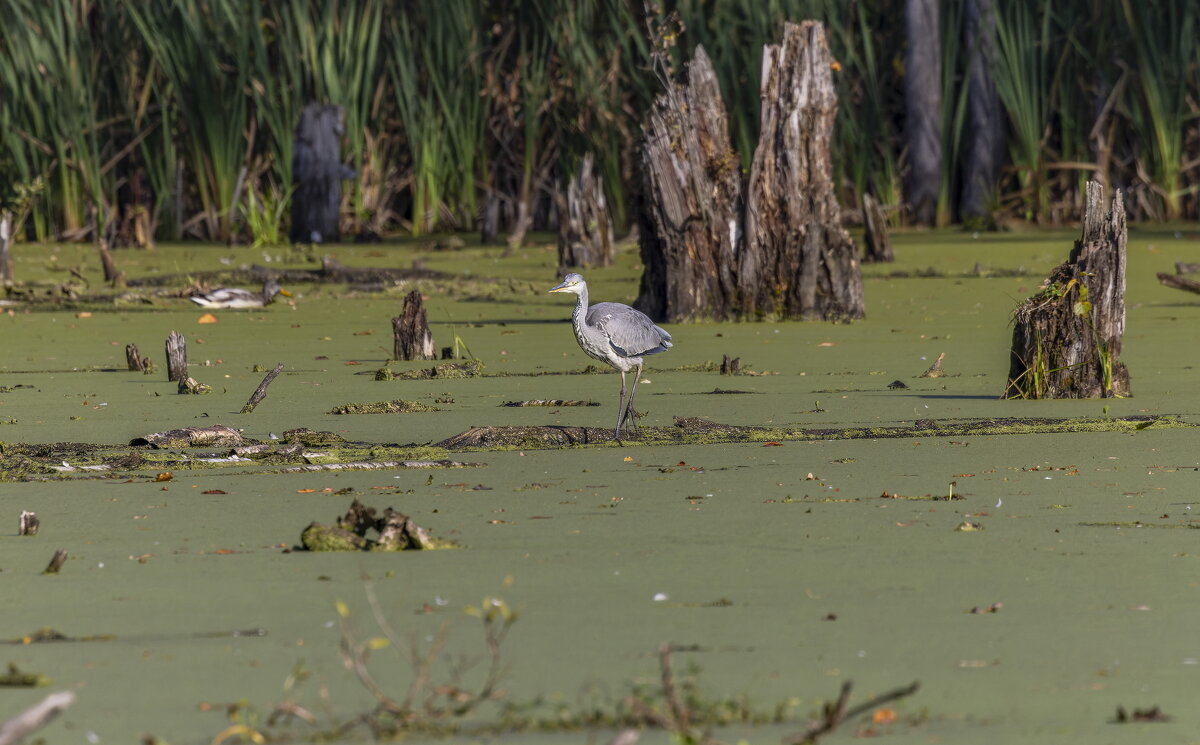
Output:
[[548, 273, 586, 295]]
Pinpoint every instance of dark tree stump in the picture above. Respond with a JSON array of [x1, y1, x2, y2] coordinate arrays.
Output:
[[904, 0, 942, 225], [741, 21, 865, 321], [556, 153, 615, 273], [392, 290, 435, 361], [125, 343, 146, 372], [1004, 182, 1130, 399], [636, 46, 743, 322], [861, 193, 894, 263], [165, 331, 187, 382], [291, 104, 354, 244]]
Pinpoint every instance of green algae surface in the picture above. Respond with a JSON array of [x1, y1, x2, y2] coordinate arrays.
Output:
[[1, 229, 1200, 743]]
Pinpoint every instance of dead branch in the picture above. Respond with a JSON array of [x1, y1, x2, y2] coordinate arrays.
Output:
[[0, 690, 75, 745], [241, 362, 285, 413]]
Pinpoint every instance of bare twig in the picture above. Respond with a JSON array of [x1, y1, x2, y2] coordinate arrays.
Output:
[[0, 690, 75, 745], [784, 679, 921, 745], [658, 642, 692, 737], [240, 362, 284, 413]]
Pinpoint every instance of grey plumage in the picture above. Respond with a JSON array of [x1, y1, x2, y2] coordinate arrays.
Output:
[[549, 273, 672, 437]]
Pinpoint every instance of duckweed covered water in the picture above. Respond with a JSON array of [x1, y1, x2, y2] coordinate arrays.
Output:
[[1, 227, 1199, 743]]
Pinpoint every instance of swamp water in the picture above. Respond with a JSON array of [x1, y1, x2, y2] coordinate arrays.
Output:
[[1, 229, 1199, 744]]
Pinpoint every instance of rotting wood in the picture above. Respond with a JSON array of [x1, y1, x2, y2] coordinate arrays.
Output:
[[164, 331, 187, 382], [130, 425, 245, 449], [328, 399, 439, 414], [920, 352, 946, 378], [861, 193, 894, 262], [741, 21, 865, 321], [42, 549, 68, 575], [177, 376, 211, 395], [1004, 181, 1130, 398], [502, 400, 600, 407], [125, 343, 146, 372], [556, 152, 615, 273], [240, 362, 284, 413], [720, 355, 742, 375], [0, 690, 75, 745], [301, 498, 452, 551], [18, 511, 38, 536], [636, 45, 743, 322], [393, 290, 436, 361], [1175, 261, 1200, 275], [276, 460, 481, 473], [1157, 272, 1200, 295]]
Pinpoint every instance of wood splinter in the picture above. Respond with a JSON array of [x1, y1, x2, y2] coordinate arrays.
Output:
[[241, 362, 285, 413]]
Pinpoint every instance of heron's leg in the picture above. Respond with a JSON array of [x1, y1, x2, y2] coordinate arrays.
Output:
[[614, 370, 628, 438], [623, 362, 644, 432]]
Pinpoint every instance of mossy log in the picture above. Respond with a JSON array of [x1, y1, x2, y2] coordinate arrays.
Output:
[[1004, 182, 1130, 398], [130, 425, 245, 448], [740, 21, 865, 320], [556, 152, 614, 273], [635, 46, 742, 322]]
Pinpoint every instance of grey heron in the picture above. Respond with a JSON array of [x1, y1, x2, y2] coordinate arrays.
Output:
[[549, 273, 672, 438], [189, 279, 292, 309]]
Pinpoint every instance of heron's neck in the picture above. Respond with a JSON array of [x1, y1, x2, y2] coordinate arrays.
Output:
[[571, 286, 589, 325]]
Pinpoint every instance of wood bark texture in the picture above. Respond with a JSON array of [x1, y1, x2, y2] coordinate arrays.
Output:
[[1004, 181, 1130, 398], [904, 0, 942, 225], [861, 193, 894, 262], [556, 152, 615, 273], [635, 46, 742, 322], [165, 331, 187, 382], [393, 290, 436, 361], [291, 104, 353, 244], [741, 20, 865, 321]]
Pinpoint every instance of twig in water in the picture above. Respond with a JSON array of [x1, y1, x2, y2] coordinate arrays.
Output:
[[784, 679, 921, 745], [241, 362, 284, 413]]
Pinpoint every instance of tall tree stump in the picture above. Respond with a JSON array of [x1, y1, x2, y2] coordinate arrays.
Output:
[[1004, 182, 1130, 399], [165, 331, 187, 382], [741, 21, 865, 321], [635, 46, 743, 322], [861, 193, 894, 263], [556, 153, 615, 274], [291, 104, 354, 244], [392, 291, 435, 361]]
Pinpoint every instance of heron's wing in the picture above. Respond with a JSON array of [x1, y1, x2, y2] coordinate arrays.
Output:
[[588, 302, 673, 357]]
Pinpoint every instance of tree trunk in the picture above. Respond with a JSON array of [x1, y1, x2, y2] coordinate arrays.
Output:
[[741, 21, 865, 321], [904, 0, 942, 225], [1004, 182, 1130, 399], [861, 193, 894, 263], [291, 104, 353, 244], [0, 212, 11, 286], [635, 46, 742, 322], [960, 0, 1001, 224], [165, 331, 187, 382], [556, 152, 615, 274], [392, 290, 436, 361]]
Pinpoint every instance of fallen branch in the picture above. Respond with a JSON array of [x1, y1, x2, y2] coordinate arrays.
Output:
[[0, 690, 75, 745], [784, 679, 920, 745], [501, 399, 599, 407], [241, 362, 285, 413], [131, 425, 245, 448], [275, 460, 481, 473], [1157, 272, 1200, 295]]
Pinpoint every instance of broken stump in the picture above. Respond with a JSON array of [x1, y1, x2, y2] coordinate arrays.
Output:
[[1004, 181, 1130, 398], [392, 290, 435, 361], [861, 193, 894, 263], [164, 331, 187, 382], [556, 152, 615, 273]]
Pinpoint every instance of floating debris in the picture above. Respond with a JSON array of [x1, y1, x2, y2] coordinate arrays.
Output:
[[300, 498, 456, 551]]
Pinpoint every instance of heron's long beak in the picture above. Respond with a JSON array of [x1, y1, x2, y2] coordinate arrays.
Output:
[[548, 281, 570, 293]]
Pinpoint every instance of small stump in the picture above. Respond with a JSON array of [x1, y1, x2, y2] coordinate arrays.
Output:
[[1004, 182, 1130, 398], [392, 290, 435, 361], [300, 499, 454, 551]]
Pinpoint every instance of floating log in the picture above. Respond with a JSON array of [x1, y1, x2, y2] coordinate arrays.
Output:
[[164, 331, 187, 382], [636, 46, 742, 322], [1004, 182, 1130, 398], [1175, 261, 1200, 275], [277, 460, 478, 473], [130, 425, 245, 449], [741, 21, 865, 321], [290, 104, 354, 244], [502, 399, 599, 407], [240, 362, 284, 413], [861, 193, 894, 262], [556, 152, 614, 273], [1157, 272, 1200, 295], [392, 290, 435, 361]]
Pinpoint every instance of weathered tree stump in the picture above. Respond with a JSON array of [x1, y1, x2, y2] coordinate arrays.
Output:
[[556, 153, 615, 273], [164, 331, 187, 382], [125, 343, 146, 372], [904, 0, 942, 225], [18, 511, 39, 536], [861, 193, 894, 262], [1004, 182, 1130, 399], [741, 21, 865, 321], [392, 290, 435, 361], [291, 104, 354, 244], [635, 46, 743, 322]]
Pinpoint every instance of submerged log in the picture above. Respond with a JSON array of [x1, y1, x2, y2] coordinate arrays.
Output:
[[291, 104, 354, 244], [556, 152, 615, 273], [1157, 272, 1200, 295], [861, 193, 894, 263], [741, 21, 865, 321], [164, 331, 187, 382], [392, 290, 436, 361], [1004, 182, 1130, 398], [130, 425, 245, 449], [636, 46, 742, 322]]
